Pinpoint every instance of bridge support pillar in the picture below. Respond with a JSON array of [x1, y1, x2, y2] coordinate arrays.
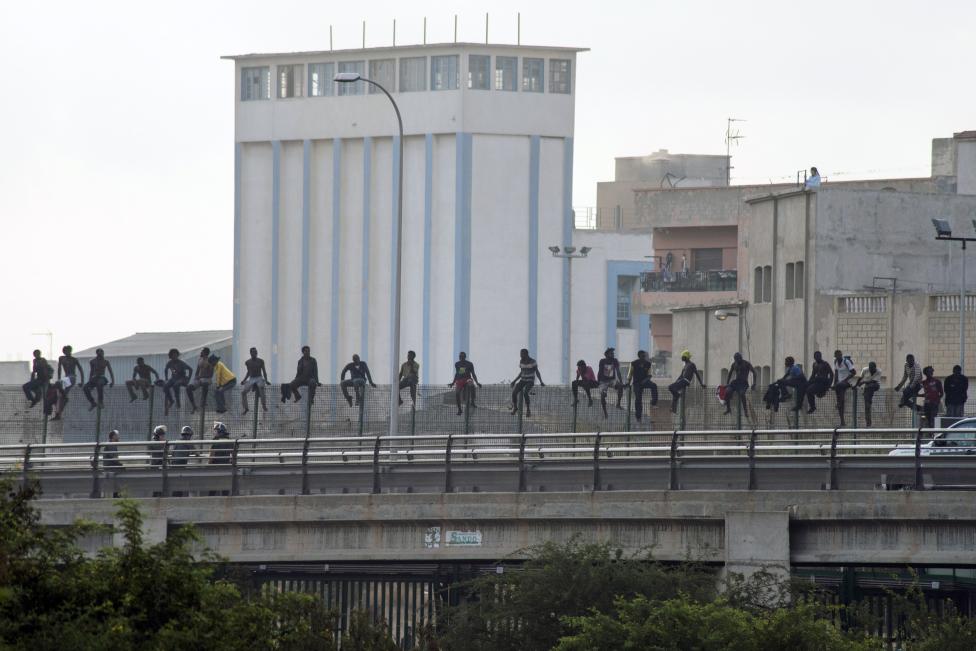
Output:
[[723, 510, 790, 601]]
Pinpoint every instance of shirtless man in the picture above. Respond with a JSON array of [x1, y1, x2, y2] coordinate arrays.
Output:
[[53, 345, 85, 420], [240, 347, 269, 414], [668, 350, 705, 414], [163, 349, 193, 413], [126, 357, 159, 402], [804, 351, 833, 414], [83, 348, 115, 410], [186, 347, 214, 413], [723, 352, 757, 416]]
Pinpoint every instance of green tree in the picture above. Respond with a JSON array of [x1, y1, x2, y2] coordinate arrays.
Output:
[[435, 538, 718, 651], [0, 479, 398, 650]]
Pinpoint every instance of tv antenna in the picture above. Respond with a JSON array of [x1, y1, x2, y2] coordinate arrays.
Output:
[[725, 117, 746, 185]]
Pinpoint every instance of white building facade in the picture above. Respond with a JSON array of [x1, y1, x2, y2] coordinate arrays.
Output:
[[226, 43, 589, 383]]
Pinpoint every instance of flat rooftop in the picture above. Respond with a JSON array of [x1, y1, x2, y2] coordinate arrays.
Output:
[[222, 42, 588, 61]]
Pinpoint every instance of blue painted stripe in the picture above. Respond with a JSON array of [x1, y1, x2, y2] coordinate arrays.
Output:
[[330, 140, 342, 382], [528, 136, 540, 356], [422, 134, 433, 380], [232, 143, 241, 374], [453, 133, 473, 356], [361, 137, 372, 358], [561, 137, 573, 382], [638, 313, 650, 352], [390, 135, 402, 379], [301, 139, 311, 349], [271, 140, 281, 381]]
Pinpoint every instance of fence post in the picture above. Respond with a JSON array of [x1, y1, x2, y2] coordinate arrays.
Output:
[[301, 432, 311, 495], [517, 433, 527, 492], [372, 435, 381, 494], [747, 429, 757, 490], [444, 434, 453, 494], [625, 386, 632, 432], [828, 428, 839, 490], [668, 431, 679, 490], [230, 439, 240, 496], [198, 391, 206, 441], [95, 401, 102, 443], [161, 440, 170, 497], [913, 427, 924, 490], [410, 401, 416, 437], [851, 390, 859, 429], [679, 391, 687, 430], [90, 442, 101, 499], [146, 388, 155, 441], [572, 399, 578, 434], [592, 431, 602, 491], [463, 390, 471, 435], [305, 390, 313, 439], [252, 399, 259, 439], [358, 387, 366, 437], [736, 393, 743, 430], [517, 390, 524, 435]]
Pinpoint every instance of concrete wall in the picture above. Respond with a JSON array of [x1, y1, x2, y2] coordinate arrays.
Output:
[[0, 361, 29, 386], [652, 225, 738, 270]]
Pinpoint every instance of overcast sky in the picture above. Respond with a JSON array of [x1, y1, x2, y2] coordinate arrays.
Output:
[[1, 0, 973, 362]]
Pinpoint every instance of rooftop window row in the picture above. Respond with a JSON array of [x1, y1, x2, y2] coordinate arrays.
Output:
[[240, 55, 572, 101]]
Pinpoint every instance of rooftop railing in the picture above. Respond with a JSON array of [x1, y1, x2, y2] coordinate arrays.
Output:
[[640, 269, 737, 292]]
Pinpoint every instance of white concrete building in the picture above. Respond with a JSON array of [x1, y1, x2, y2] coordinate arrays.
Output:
[[226, 42, 598, 383]]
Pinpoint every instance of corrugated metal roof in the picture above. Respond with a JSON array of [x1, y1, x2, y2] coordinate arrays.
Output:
[[74, 330, 232, 357]]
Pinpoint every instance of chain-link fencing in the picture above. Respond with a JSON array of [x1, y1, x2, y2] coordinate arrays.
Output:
[[0, 380, 956, 445]]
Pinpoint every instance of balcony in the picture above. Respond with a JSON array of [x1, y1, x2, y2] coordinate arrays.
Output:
[[641, 270, 737, 292]]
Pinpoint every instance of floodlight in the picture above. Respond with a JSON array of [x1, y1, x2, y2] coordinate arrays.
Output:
[[333, 72, 362, 83], [579, 246, 592, 255], [932, 218, 952, 237], [548, 246, 561, 254], [564, 246, 576, 254]]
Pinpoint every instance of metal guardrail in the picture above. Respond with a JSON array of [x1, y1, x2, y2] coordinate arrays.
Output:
[[5, 428, 974, 499]]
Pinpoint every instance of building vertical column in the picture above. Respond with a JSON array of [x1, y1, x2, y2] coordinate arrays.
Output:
[[390, 134, 402, 379], [453, 133, 473, 356], [562, 137, 574, 382], [270, 140, 281, 381], [232, 142, 242, 373], [638, 313, 650, 353], [330, 139, 343, 381], [528, 136, 541, 356], [422, 134, 434, 380], [301, 139, 311, 348], [361, 137, 372, 359]]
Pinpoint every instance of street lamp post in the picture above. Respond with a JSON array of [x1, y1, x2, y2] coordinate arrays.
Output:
[[335, 72, 404, 438], [932, 218, 976, 371], [549, 246, 591, 381]]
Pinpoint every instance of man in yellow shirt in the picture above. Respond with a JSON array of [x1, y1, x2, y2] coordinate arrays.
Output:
[[398, 350, 420, 406], [209, 354, 237, 414]]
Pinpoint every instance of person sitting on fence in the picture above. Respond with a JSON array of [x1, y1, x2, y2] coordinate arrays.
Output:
[[209, 354, 236, 414], [126, 357, 159, 402], [241, 347, 269, 415], [597, 348, 624, 418], [398, 350, 420, 407], [150, 425, 167, 467], [22, 349, 53, 409], [780, 356, 808, 413], [510, 349, 544, 417], [943, 365, 968, 418], [920, 366, 944, 428], [854, 361, 882, 427], [163, 349, 193, 414], [83, 349, 115, 411], [832, 350, 857, 427], [668, 350, 705, 414], [340, 354, 376, 407], [627, 350, 658, 422], [281, 346, 320, 404], [803, 351, 833, 414], [894, 354, 923, 409], [723, 353, 757, 416], [171, 426, 196, 466], [572, 359, 598, 407], [449, 352, 482, 416], [53, 345, 84, 420], [102, 429, 123, 469], [186, 348, 213, 414]]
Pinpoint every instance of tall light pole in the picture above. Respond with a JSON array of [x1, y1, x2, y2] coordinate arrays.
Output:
[[549, 246, 591, 382], [335, 72, 404, 438], [932, 218, 976, 371]]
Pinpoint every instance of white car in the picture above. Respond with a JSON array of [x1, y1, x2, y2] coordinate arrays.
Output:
[[888, 417, 976, 456]]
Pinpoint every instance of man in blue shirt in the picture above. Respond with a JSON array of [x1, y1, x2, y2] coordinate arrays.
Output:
[[779, 356, 807, 413]]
